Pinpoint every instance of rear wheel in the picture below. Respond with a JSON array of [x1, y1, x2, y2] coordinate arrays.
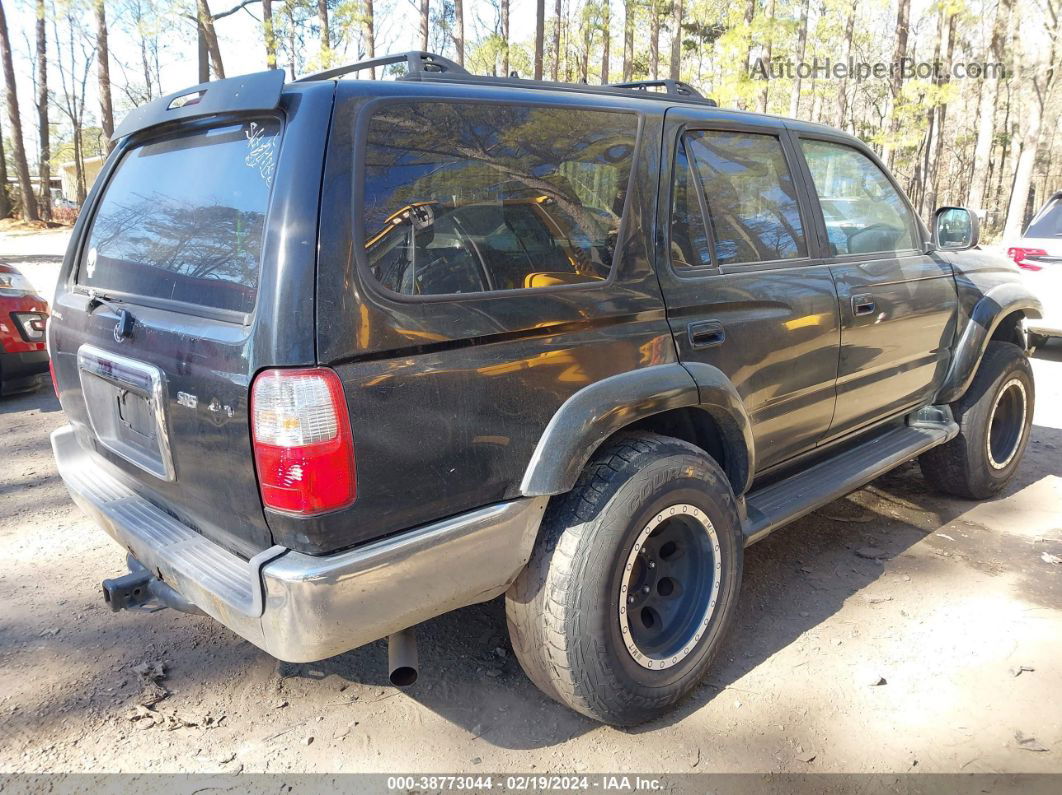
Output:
[[505, 432, 743, 726], [919, 341, 1034, 499]]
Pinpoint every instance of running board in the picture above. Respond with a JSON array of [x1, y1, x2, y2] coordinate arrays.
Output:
[[742, 410, 958, 546]]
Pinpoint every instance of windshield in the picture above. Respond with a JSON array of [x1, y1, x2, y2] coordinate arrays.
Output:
[[78, 120, 280, 314], [1026, 197, 1062, 238]]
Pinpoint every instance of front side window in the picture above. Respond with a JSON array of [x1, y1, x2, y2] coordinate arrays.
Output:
[[80, 120, 279, 314], [362, 102, 637, 296], [683, 130, 807, 266], [801, 139, 917, 256]]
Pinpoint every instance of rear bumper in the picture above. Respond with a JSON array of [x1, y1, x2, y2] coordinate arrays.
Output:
[[52, 425, 547, 662], [0, 349, 49, 379]]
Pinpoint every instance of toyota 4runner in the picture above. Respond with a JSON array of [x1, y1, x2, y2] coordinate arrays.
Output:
[[48, 52, 1043, 726]]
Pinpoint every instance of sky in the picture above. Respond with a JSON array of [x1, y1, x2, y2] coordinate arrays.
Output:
[[4, 0, 544, 162]]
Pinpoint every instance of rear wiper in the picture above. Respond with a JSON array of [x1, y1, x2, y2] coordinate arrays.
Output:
[[87, 290, 136, 339]]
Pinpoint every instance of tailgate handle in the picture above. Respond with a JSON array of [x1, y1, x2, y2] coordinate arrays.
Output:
[[688, 320, 725, 349]]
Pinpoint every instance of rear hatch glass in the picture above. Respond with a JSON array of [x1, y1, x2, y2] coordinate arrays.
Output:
[[78, 120, 279, 314], [1026, 197, 1062, 240]]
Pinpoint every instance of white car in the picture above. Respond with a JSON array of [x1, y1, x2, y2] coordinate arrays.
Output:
[[1010, 191, 1062, 345]]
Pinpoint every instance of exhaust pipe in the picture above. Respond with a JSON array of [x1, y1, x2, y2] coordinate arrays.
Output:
[[387, 627, 418, 687]]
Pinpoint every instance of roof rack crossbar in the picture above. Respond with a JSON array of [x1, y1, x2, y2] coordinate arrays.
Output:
[[609, 79, 717, 105], [292, 51, 470, 84]]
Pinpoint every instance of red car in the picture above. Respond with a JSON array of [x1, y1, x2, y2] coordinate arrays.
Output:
[[0, 263, 49, 394]]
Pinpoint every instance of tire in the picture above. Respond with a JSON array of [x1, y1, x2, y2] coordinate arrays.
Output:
[[919, 341, 1035, 500], [505, 431, 743, 726]]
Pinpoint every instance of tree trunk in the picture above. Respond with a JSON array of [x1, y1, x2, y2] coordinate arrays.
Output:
[[669, 0, 682, 80], [95, 0, 114, 153], [1002, 12, 1060, 239], [454, 0, 465, 65], [834, 0, 855, 128], [758, 0, 775, 113], [551, 0, 560, 80], [197, 21, 209, 82], [924, 12, 954, 213], [318, 0, 329, 64], [35, 0, 49, 220], [650, 1, 660, 79], [622, 0, 633, 81], [501, 0, 510, 75], [362, 0, 374, 78], [883, 0, 910, 169], [419, 0, 429, 51], [196, 0, 225, 79], [534, 0, 544, 79], [600, 0, 610, 83], [0, 124, 11, 218], [0, 0, 38, 221], [790, 0, 810, 118], [968, 0, 1011, 210], [262, 0, 277, 69]]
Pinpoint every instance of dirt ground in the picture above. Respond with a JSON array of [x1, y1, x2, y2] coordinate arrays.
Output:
[[1, 234, 1061, 775]]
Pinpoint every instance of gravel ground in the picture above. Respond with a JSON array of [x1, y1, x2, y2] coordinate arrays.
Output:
[[1, 234, 1060, 775]]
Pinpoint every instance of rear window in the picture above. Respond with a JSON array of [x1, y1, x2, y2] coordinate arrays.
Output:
[[1026, 197, 1062, 238], [78, 120, 280, 314], [361, 101, 637, 296]]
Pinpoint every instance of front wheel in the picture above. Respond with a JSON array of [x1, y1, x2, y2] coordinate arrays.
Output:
[[919, 341, 1035, 499], [505, 432, 743, 726]]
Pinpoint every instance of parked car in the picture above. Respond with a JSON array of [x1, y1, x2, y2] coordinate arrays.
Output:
[[1008, 190, 1062, 346], [48, 53, 1042, 726], [0, 263, 49, 394]]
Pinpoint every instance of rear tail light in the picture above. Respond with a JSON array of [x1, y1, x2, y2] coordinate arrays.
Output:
[[11, 311, 46, 341], [1008, 247, 1047, 271], [250, 367, 356, 515], [49, 359, 59, 399]]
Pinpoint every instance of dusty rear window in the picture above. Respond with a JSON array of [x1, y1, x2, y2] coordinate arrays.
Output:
[[361, 102, 637, 296], [78, 120, 279, 314]]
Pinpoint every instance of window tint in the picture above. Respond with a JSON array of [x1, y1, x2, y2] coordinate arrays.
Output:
[[683, 130, 806, 266], [801, 139, 917, 256], [362, 102, 637, 296], [669, 142, 712, 268], [79, 120, 278, 314], [1025, 197, 1062, 238]]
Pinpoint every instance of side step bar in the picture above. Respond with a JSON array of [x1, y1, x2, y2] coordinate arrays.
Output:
[[742, 409, 958, 546]]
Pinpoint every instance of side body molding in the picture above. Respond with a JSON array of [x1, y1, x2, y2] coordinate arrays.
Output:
[[937, 283, 1043, 404], [519, 362, 754, 498]]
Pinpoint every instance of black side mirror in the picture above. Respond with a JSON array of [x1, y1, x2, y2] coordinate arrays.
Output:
[[933, 206, 980, 251]]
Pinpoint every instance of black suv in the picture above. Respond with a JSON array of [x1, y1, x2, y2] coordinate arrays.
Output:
[[49, 52, 1043, 726]]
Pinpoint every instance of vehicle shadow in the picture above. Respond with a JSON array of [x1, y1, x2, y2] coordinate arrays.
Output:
[[0, 382, 60, 414], [287, 416, 1062, 749]]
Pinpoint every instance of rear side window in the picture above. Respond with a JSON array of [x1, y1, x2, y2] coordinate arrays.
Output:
[[362, 102, 637, 296], [800, 139, 917, 256], [79, 120, 280, 314], [1025, 197, 1062, 238], [682, 130, 807, 266]]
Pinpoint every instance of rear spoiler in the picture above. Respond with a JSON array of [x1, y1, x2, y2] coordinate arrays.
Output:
[[111, 69, 286, 141]]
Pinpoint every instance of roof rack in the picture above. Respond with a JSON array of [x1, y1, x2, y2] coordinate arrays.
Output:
[[293, 51, 469, 83], [294, 50, 720, 108]]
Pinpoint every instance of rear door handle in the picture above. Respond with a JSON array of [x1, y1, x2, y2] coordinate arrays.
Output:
[[852, 295, 877, 316], [688, 320, 725, 349]]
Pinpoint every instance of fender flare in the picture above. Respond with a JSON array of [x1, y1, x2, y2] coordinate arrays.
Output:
[[937, 283, 1043, 404], [519, 362, 754, 497]]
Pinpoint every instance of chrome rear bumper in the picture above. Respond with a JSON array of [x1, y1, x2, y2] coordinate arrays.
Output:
[[52, 425, 547, 662]]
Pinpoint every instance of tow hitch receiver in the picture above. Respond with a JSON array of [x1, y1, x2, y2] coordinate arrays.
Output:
[[101, 556, 204, 615], [102, 569, 153, 611]]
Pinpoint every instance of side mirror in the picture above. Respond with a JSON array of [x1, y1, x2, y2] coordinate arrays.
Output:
[[933, 206, 980, 251]]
